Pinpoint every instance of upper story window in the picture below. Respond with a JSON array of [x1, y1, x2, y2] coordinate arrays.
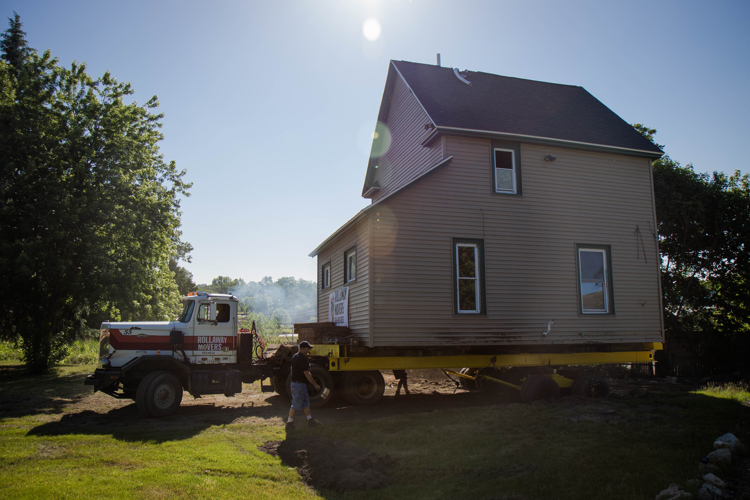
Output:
[[321, 263, 331, 289], [577, 245, 614, 314], [494, 149, 516, 193], [453, 238, 486, 315], [344, 248, 356, 283], [491, 141, 522, 195]]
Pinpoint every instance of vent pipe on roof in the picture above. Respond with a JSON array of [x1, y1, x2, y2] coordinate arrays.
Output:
[[436, 53, 441, 67]]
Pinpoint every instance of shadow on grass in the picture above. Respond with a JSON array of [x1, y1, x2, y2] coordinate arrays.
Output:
[[0, 364, 93, 420], [26, 396, 290, 442]]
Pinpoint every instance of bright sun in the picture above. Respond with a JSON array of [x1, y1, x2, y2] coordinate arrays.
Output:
[[362, 18, 381, 41]]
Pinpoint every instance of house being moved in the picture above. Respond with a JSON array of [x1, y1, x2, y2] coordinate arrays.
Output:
[[310, 60, 664, 352]]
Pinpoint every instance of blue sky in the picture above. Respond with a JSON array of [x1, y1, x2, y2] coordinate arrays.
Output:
[[4, 0, 749, 285]]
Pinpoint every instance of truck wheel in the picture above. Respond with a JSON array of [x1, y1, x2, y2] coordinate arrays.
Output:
[[308, 365, 334, 408], [571, 374, 609, 398], [341, 371, 385, 405], [284, 365, 335, 408], [136, 371, 183, 418], [521, 375, 560, 403]]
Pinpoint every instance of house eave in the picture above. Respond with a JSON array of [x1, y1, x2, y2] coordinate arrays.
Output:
[[422, 126, 664, 159]]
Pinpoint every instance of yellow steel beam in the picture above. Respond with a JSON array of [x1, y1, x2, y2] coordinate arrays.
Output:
[[325, 350, 655, 371]]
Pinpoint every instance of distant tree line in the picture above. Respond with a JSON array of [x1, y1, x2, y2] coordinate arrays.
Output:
[[635, 125, 749, 376], [197, 276, 317, 334]]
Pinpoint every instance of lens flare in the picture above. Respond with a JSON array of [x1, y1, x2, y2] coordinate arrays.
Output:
[[362, 18, 381, 41], [370, 121, 392, 158]]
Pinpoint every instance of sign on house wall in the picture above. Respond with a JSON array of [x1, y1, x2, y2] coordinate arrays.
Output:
[[328, 287, 349, 327]]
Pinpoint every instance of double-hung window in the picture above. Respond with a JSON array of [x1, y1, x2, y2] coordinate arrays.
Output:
[[344, 248, 356, 283], [577, 245, 614, 314], [491, 141, 521, 195], [494, 149, 516, 193], [453, 239, 485, 315], [321, 263, 331, 289]]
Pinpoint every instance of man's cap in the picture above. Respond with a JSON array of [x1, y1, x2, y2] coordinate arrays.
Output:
[[298, 341, 313, 349]]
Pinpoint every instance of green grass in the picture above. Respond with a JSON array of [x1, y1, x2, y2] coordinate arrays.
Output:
[[310, 392, 749, 500], [0, 337, 99, 366], [0, 340, 23, 361], [1, 366, 748, 499], [0, 364, 319, 499], [695, 381, 750, 405]]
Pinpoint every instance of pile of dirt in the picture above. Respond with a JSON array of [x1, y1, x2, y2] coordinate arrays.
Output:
[[259, 436, 395, 493]]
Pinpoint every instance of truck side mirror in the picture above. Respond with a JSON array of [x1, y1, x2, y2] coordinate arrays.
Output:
[[209, 302, 217, 321]]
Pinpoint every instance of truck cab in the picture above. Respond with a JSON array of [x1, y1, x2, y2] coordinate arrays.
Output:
[[98, 292, 239, 369]]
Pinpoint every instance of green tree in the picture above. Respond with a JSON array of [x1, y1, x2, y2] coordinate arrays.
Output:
[[0, 16, 190, 372], [210, 276, 239, 294], [169, 259, 197, 296], [634, 124, 750, 374], [272, 308, 292, 327], [0, 12, 29, 71]]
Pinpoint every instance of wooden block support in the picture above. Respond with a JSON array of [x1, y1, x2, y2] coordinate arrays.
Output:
[[294, 322, 351, 344]]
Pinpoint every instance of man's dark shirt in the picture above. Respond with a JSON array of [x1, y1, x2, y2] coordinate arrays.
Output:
[[291, 352, 310, 383]]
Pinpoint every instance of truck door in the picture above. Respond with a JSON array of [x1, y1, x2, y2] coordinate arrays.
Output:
[[189, 301, 236, 364]]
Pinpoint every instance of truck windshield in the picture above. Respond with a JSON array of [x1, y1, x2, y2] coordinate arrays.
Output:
[[177, 301, 195, 323]]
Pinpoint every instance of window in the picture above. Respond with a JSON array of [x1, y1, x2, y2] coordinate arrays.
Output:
[[321, 263, 331, 289], [197, 303, 212, 322], [215, 303, 230, 323], [453, 239, 486, 315], [491, 141, 521, 195], [177, 301, 195, 323], [494, 149, 516, 193], [577, 246, 614, 314], [344, 248, 356, 283]]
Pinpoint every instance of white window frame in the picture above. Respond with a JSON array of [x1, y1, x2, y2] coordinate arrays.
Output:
[[578, 248, 609, 314], [493, 148, 517, 194], [344, 248, 356, 283], [321, 263, 331, 289], [455, 243, 480, 314]]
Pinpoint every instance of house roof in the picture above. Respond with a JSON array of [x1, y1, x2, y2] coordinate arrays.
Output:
[[390, 60, 664, 156]]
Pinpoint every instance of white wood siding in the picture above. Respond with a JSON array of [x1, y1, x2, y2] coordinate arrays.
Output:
[[369, 136, 663, 346], [370, 76, 443, 203], [316, 218, 370, 338]]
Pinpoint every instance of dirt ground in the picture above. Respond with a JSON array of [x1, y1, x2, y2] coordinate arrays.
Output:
[[259, 437, 395, 493]]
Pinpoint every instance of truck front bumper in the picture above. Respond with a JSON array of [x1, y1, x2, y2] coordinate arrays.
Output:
[[84, 369, 121, 392]]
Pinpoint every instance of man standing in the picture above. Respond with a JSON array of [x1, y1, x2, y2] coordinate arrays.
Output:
[[393, 369, 410, 396], [286, 341, 322, 430]]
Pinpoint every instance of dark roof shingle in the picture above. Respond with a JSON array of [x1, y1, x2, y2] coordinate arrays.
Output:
[[392, 60, 663, 155]]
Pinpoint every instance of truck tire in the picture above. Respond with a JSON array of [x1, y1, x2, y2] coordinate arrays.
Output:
[[521, 375, 560, 403], [284, 364, 335, 409], [135, 370, 183, 418], [341, 371, 385, 405], [571, 374, 609, 398]]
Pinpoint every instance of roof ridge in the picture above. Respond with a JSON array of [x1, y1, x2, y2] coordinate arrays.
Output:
[[391, 59, 581, 89]]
